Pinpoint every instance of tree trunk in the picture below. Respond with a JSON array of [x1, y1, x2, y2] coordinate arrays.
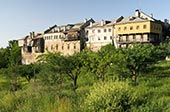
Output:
[[73, 74, 78, 92], [132, 75, 137, 86], [131, 70, 138, 86]]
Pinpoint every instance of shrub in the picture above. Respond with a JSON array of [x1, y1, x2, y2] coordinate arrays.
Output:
[[82, 81, 141, 112]]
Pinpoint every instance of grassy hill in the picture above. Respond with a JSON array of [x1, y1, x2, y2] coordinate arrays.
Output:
[[0, 61, 170, 112]]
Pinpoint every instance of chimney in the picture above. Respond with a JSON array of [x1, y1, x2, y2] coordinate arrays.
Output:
[[135, 9, 140, 17], [32, 32, 35, 38], [101, 20, 105, 26], [64, 26, 66, 32], [90, 22, 93, 27], [58, 27, 60, 32], [84, 18, 88, 23], [164, 19, 169, 24], [30, 32, 32, 39], [150, 13, 153, 18]]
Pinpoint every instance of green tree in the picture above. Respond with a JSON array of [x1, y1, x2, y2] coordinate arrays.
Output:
[[83, 44, 121, 81], [6, 40, 22, 92], [120, 44, 167, 85], [7, 40, 21, 66], [37, 52, 65, 87], [64, 52, 86, 91], [0, 48, 9, 69], [17, 64, 40, 82]]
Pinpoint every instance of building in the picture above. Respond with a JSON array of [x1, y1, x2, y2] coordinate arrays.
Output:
[[44, 18, 95, 55], [18, 10, 170, 64], [18, 18, 95, 64], [114, 10, 163, 48], [18, 32, 44, 64], [85, 16, 123, 51]]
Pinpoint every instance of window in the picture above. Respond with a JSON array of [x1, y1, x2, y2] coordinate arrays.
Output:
[[110, 36, 112, 40], [67, 44, 70, 49], [98, 37, 101, 40], [62, 45, 64, 50], [108, 29, 111, 32], [59, 35, 62, 39], [104, 36, 107, 40], [104, 29, 107, 32], [136, 25, 139, 30], [130, 26, 133, 30], [118, 27, 121, 31], [141, 36, 144, 41], [51, 45, 53, 50], [74, 44, 76, 49], [86, 30, 88, 33], [56, 44, 58, 50], [92, 30, 95, 33], [143, 25, 147, 29], [54, 35, 58, 39], [98, 29, 101, 33], [124, 27, 127, 30], [133, 36, 136, 40]]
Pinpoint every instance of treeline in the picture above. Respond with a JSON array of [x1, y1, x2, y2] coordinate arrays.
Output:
[[0, 41, 169, 91]]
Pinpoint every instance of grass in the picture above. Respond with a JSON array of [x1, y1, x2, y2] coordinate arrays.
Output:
[[1, 61, 170, 111]]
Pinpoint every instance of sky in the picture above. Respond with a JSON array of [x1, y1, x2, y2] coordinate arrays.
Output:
[[0, 0, 170, 47]]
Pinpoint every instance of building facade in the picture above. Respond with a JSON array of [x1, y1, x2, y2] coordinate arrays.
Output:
[[18, 32, 44, 64], [114, 10, 163, 48], [44, 18, 95, 55], [85, 16, 123, 51], [18, 10, 170, 64], [18, 18, 94, 64]]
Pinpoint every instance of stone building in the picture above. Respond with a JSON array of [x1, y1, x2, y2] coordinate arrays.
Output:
[[18, 10, 170, 64], [18, 18, 94, 64], [18, 32, 44, 64], [85, 16, 123, 51], [44, 18, 95, 55], [114, 10, 163, 48]]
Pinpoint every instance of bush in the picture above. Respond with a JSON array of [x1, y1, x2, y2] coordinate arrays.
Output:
[[0, 85, 72, 112], [82, 81, 142, 112]]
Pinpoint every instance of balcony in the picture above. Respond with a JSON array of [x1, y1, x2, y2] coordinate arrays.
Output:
[[116, 39, 150, 44]]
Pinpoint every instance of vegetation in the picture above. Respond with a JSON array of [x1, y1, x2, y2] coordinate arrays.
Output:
[[1, 41, 170, 112]]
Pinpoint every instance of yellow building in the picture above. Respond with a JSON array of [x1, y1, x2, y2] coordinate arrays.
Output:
[[114, 10, 163, 48]]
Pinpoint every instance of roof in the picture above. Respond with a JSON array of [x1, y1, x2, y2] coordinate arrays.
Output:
[[43, 18, 95, 34], [44, 25, 57, 33], [116, 16, 149, 24], [86, 16, 124, 28], [86, 20, 111, 28], [32, 32, 44, 39], [69, 22, 84, 31]]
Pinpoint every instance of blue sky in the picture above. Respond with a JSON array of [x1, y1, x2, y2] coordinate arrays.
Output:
[[0, 0, 170, 47]]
